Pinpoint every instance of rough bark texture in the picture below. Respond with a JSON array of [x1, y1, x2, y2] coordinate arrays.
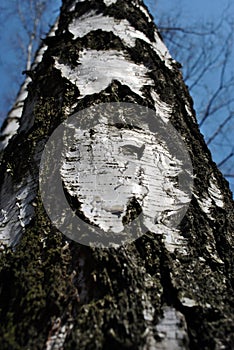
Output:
[[0, 1, 233, 349]]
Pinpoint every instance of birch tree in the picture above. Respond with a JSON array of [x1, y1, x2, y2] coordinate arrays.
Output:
[[0, 1, 233, 349]]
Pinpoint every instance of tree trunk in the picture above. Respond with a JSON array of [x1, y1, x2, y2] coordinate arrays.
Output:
[[0, 1, 233, 349]]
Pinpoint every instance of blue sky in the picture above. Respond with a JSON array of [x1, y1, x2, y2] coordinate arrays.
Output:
[[148, 0, 232, 21], [0, 0, 233, 193]]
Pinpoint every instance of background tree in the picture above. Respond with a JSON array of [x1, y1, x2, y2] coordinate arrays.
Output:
[[0, 0, 59, 149]]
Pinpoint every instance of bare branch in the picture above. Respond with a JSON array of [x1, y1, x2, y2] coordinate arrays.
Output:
[[199, 36, 232, 127], [157, 24, 218, 36], [218, 150, 234, 167], [207, 113, 233, 145]]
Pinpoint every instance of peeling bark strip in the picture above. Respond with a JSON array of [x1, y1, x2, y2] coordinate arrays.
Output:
[[0, 1, 234, 350]]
